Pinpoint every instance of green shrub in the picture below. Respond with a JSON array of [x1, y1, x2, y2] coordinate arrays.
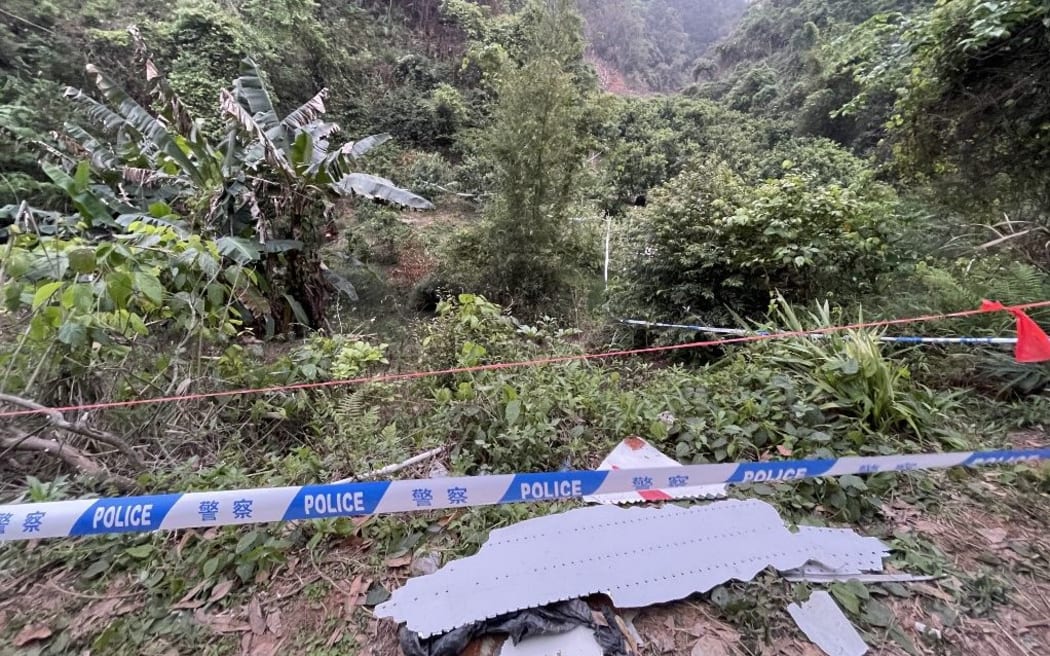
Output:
[[346, 203, 411, 266], [614, 157, 895, 324], [747, 300, 965, 446], [400, 151, 456, 197]]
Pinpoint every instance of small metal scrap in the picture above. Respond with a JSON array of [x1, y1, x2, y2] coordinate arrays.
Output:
[[498, 626, 603, 656], [787, 591, 869, 656], [376, 500, 889, 638]]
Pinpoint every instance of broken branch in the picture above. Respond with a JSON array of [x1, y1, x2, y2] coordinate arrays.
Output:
[[3, 430, 138, 492], [0, 393, 145, 469]]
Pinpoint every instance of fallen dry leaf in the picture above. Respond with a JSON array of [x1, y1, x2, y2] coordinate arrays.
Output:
[[912, 583, 955, 603], [242, 633, 280, 656], [248, 597, 266, 636], [208, 579, 235, 604], [980, 528, 1009, 545], [912, 520, 944, 535], [193, 609, 250, 634], [171, 579, 210, 610], [71, 596, 143, 638], [691, 635, 732, 656], [171, 597, 207, 611], [325, 627, 344, 648], [385, 555, 413, 568], [615, 614, 639, 654], [13, 624, 52, 647], [346, 574, 368, 609], [645, 619, 677, 654], [71, 597, 121, 637], [116, 597, 145, 615], [265, 609, 284, 637]]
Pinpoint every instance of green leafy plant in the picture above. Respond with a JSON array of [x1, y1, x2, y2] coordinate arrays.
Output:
[[752, 299, 962, 442], [44, 35, 433, 333], [614, 157, 895, 325]]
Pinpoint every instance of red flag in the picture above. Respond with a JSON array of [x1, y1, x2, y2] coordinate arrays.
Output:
[[982, 300, 1050, 363]]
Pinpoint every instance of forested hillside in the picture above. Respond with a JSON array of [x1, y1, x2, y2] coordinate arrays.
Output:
[[577, 0, 749, 91], [2, 1, 1050, 655]]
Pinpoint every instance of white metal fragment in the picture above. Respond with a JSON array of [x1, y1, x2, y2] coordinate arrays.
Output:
[[784, 572, 937, 584], [498, 626, 603, 656], [914, 622, 942, 640], [376, 500, 888, 638], [791, 527, 888, 572], [583, 437, 727, 504], [788, 591, 869, 656]]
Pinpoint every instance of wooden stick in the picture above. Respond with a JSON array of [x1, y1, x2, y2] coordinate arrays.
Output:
[[0, 393, 144, 469], [2, 431, 137, 491]]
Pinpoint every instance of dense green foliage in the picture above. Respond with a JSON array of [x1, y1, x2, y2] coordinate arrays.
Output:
[[840, 0, 1050, 208], [615, 155, 895, 324]]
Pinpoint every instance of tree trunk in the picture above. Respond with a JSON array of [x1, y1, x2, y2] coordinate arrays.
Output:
[[281, 249, 330, 334]]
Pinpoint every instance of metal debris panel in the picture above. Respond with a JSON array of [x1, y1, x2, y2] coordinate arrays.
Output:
[[788, 591, 869, 656], [498, 627, 603, 656], [583, 437, 727, 504], [375, 500, 888, 638]]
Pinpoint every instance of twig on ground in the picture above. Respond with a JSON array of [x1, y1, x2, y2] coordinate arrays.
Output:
[[0, 393, 145, 469], [335, 446, 444, 484], [267, 574, 322, 605], [2, 430, 138, 492], [997, 619, 1034, 656], [45, 581, 144, 600], [308, 549, 350, 594]]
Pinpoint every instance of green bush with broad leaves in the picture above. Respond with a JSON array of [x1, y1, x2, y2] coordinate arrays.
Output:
[[613, 156, 895, 325], [0, 218, 254, 400]]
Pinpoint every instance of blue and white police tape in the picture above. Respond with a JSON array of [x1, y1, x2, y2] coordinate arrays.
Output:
[[0, 448, 1046, 542], [620, 319, 1019, 345]]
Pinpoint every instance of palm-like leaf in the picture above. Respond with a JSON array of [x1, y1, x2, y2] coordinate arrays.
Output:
[[59, 123, 121, 172], [333, 173, 435, 210], [63, 87, 126, 135], [40, 161, 116, 226], [344, 133, 392, 159], [83, 65, 206, 187], [121, 167, 186, 189], [232, 58, 280, 131], [282, 89, 329, 131], [220, 89, 294, 176], [216, 236, 263, 264]]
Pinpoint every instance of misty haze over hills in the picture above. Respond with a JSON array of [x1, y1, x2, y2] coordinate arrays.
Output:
[[579, 0, 750, 91]]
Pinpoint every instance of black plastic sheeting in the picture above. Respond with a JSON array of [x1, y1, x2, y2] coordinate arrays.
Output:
[[398, 599, 628, 656]]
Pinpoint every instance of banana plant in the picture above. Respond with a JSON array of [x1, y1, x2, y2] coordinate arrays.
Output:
[[45, 29, 433, 331], [222, 58, 433, 209]]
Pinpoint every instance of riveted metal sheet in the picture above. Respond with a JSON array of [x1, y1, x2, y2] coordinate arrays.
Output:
[[376, 500, 889, 638]]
